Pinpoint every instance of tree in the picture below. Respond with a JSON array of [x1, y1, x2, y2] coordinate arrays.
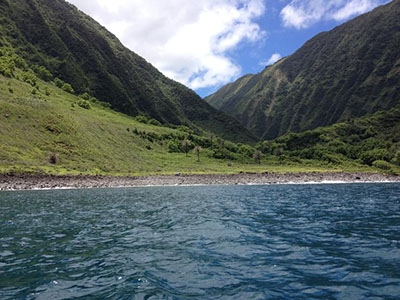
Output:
[[194, 146, 202, 162], [253, 150, 263, 164], [181, 139, 191, 157]]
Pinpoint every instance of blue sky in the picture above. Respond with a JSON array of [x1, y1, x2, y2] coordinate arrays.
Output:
[[67, 0, 391, 97]]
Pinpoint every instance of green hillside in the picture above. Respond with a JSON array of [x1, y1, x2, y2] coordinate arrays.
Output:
[[258, 106, 400, 175], [206, 0, 400, 140], [1, 0, 399, 176], [1, 69, 398, 176], [0, 71, 262, 175], [0, 0, 256, 144]]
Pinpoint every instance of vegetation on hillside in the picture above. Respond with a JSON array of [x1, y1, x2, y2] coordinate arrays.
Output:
[[206, 0, 400, 140], [0, 0, 256, 144], [0, 0, 399, 176], [0, 53, 269, 176], [258, 106, 400, 175], [1, 64, 398, 175]]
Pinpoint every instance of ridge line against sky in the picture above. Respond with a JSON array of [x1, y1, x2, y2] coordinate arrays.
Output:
[[66, 0, 391, 97]]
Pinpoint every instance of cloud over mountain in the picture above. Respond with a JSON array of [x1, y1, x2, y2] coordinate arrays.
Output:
[[280, 0, 390, 29], [67, 0, 266, 90]]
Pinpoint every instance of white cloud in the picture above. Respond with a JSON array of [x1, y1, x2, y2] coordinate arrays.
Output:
[[260, 53, 282, 66], [67, 0, 266, 91], [280, 0, 389, 29], [332, 0, 382, 21]]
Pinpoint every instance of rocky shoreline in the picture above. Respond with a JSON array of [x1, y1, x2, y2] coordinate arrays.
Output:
[[0, 172, 399, 191]]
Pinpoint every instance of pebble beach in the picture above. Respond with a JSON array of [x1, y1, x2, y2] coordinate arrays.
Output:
[[1, 172, 399, 191]]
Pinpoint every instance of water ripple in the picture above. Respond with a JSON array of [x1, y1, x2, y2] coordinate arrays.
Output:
[[1, 183, 399, 299]]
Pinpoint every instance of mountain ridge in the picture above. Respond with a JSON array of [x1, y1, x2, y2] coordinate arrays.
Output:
[[205, 0, 400, 140]]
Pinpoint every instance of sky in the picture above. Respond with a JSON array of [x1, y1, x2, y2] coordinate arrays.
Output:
[[66, 0, 391, 97]]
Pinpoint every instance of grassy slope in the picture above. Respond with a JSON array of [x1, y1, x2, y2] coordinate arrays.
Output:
[[3, 72, 390, 176], [0, 73, 286, 176]]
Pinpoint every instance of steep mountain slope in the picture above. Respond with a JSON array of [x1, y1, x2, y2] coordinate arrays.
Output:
[[0, 0, 256, 143], [206, 0, 400, 140]]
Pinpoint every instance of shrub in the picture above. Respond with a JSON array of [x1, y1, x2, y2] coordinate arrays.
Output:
[[62, 83, 74, 94], [326, 140, 348, 155], [360, 149, 390, 165], [80, 92, 90, 100], [21, 71, 37, 86], [148, 118, 162, 126], [100, 101, 112, 109], [13, 54, 28, 70], [372, 160, 392, 170], [77, 100, 91, 109], [320, 152, 343, 165], [212, 148, 235, 160], [33, 65, 52, 81], [177, 125, 192, 134], [54, 78, 64, 88], [238, 144, 254, 157], [392, 151, 400, 166], [135, 115, 149, 124], [49, 153, 58, 164], [224, 141, 239, 153], [0, 48, 27, 77], [0, 57, 14, 77], [168, 139, 182, 153]]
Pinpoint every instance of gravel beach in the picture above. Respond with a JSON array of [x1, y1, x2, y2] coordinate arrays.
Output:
[[0, 172, 399, 191]]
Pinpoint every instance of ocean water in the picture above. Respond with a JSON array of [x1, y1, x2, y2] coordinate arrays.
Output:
[[1, 183, 399, 299]]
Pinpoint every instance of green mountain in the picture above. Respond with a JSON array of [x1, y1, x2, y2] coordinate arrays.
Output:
[[1, 0, 399, 176], [0, 0, 256, 144], [205, 0, 400, 140], [1, 58, 398, 175]]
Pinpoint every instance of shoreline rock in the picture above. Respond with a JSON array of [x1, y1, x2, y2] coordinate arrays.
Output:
[[0, 172, 399, 191]]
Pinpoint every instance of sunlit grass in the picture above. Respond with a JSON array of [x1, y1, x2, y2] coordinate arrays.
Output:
[[0, 74, 396, 176]]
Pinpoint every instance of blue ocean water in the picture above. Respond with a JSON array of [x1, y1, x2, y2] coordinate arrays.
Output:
[[0, 183, 399, 299]]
